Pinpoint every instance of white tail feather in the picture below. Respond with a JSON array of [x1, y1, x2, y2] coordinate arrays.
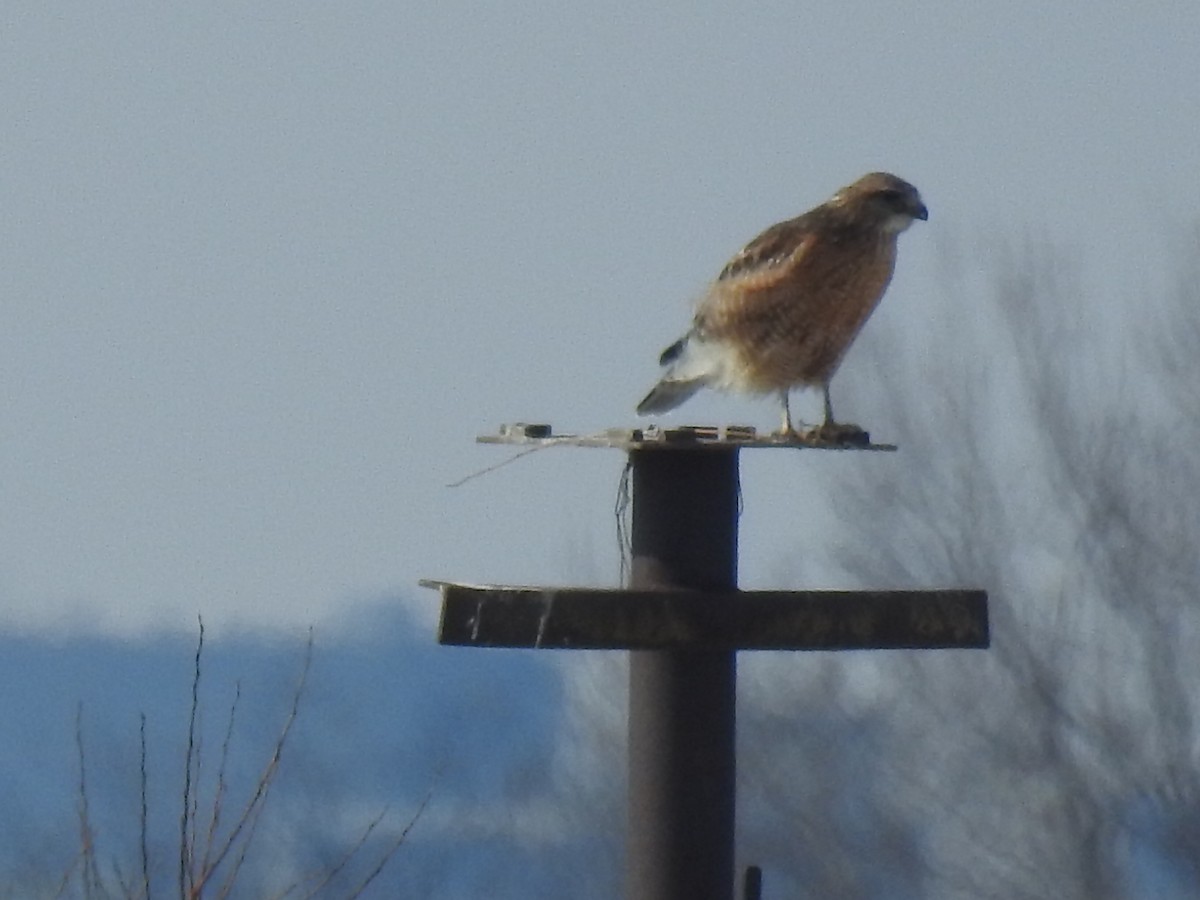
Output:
[[636, 378, 707, 415], [636, 332, 722, 415]]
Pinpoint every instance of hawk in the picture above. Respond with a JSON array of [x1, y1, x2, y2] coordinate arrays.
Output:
[[636, 172, 928, 439]]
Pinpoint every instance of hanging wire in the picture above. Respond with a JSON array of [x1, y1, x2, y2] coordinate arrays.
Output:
[[445, 444, 550, 488], [615, 458, 633, 585], [736, 461, 744, 521]]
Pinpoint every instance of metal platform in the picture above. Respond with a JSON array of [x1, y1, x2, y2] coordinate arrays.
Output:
[[477, 422, 897, 451]]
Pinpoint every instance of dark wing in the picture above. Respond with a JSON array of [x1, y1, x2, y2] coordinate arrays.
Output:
[[715, 207, 828, 282], [691, 205, 839, 343], [658, 335, 688, 366]]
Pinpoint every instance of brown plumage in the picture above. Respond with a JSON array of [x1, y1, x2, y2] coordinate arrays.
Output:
[[637, 172, 928, 437]]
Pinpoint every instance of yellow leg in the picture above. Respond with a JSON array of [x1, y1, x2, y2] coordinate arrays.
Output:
[[779, 390, 793, 435]]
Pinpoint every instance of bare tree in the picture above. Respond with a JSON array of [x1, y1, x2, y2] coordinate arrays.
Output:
[[58, 624, 427, 900], [730, 233, 1200, 898]]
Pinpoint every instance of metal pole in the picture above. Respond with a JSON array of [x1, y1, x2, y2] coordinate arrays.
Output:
[[627, 447, 738, 900]]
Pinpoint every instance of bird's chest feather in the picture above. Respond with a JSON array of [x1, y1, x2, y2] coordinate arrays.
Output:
[[708, 237, 897, 389]]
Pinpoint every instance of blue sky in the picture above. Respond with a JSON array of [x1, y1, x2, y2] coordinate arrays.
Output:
[[3, 1, 1198, 634], [2, 2, 1200, 895]]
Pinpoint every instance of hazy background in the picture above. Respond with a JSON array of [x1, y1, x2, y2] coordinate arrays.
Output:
[[2, 2, 1199, 896]]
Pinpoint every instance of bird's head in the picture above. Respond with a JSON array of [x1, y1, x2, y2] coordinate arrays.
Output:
[[832, 172, 928, 234]]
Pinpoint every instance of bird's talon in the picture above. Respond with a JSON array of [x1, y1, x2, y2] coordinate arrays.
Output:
[[804, 422, 869, 446]]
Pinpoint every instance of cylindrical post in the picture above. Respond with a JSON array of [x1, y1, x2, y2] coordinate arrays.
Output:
[[627, 447, 739, 900]]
